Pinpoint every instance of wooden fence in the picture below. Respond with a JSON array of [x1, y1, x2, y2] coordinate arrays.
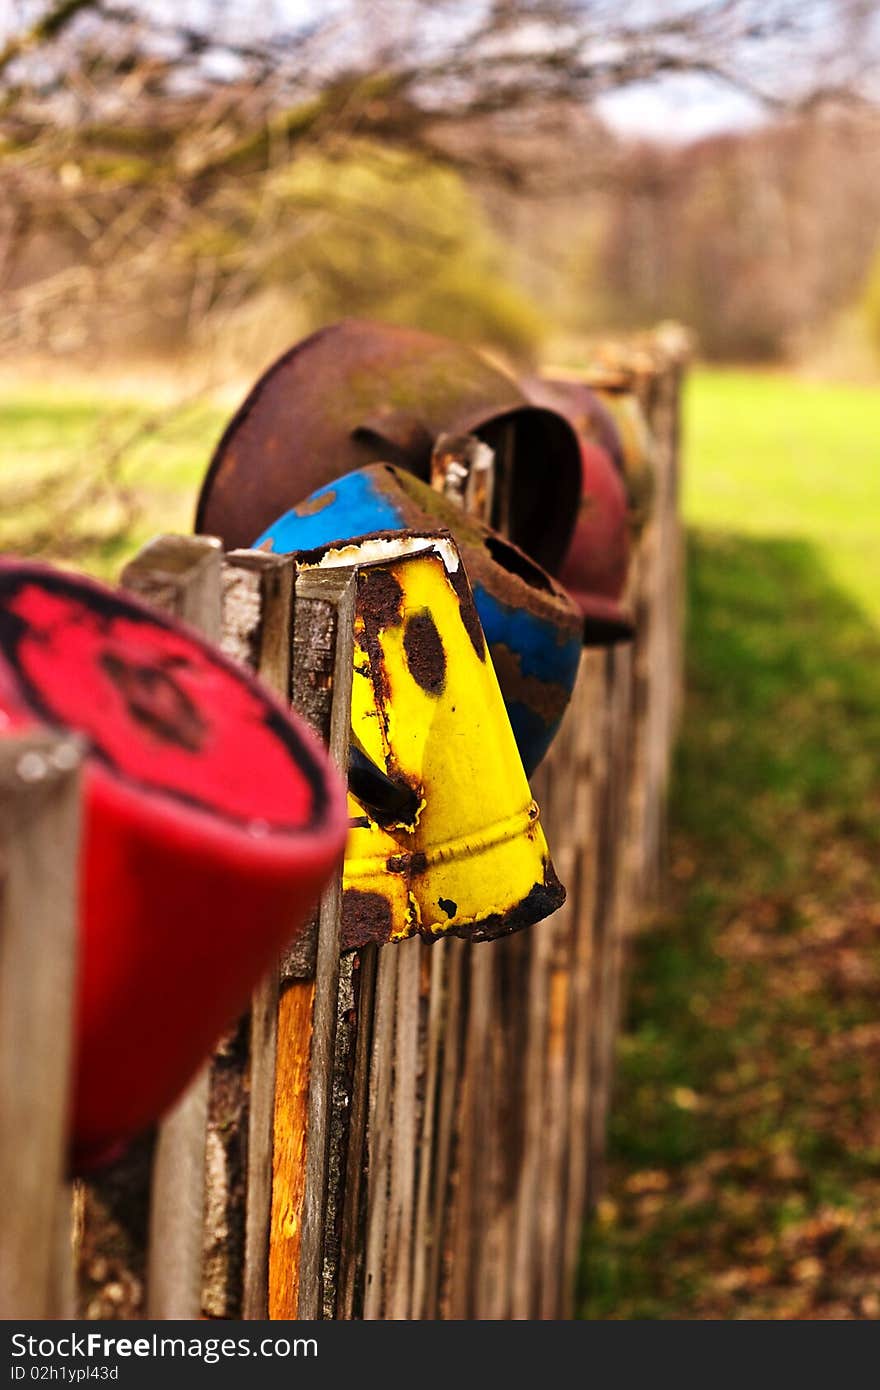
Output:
[[0, 335, 686, 1321]]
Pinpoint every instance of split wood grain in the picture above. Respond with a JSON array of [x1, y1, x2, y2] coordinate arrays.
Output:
[[361, 943, 398, 1319], [421, 935, 468, 1319], [559, 652, 604, 1316], [335, 944, 379, 1320], [384, 937, 422, 1319], [198, 550, 293, 1321], [410, 939, 448, 1319], [0, 731, 82, 1319], [124, 537, 222, 1319], [269, 568, 354, 1320]]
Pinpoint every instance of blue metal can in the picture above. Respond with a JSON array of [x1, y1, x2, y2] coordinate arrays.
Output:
[[255, 464, 582, 776]]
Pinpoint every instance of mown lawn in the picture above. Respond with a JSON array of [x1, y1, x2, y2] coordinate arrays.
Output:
[[0, 379, 228, 577], [581, 369, 880, 1318]]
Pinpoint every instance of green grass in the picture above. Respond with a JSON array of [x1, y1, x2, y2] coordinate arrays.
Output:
[[683, 369, 880, 621], [0, 380, 227, 577], [580, 369, 880, 1319]]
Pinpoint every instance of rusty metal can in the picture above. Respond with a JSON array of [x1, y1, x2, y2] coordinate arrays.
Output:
[[295, 532, 565, 948], [256, 463, 583, 776], [0, 560, 347, 1169], [195, 318, 582, 574], [521, 374, 634, 642], [575, 368, 657, 532]]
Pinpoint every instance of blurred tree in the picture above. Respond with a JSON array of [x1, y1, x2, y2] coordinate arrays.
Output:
[[0, 0, 878, 360], [586, 114, 880, 359], [862, 243, 880, 359], [183, 141, 548, 356]]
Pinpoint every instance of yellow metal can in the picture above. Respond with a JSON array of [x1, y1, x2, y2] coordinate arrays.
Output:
[[301, 532, 565, 949]]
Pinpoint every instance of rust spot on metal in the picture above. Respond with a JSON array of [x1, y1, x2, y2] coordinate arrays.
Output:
[[403, 610, 446, 696], [465, 860, 565, 943], [449, 564, 486, 660], [356, 568, 405, 743], [294, 489, 336, 518], [341, 888, 393, 951], [488, 643, 572, 727], [438, 897, 458, 918], [386, 850, 428, 876], [376, 466, 581, 639], [359, 568, 403, 630]]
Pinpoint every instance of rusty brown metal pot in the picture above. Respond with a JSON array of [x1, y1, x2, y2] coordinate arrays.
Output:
[[521, 375, 633, 643], [195, 319, 582, 574]]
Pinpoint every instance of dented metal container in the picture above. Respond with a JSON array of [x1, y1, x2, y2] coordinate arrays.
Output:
[[578, 367, 657, 532], [256, 464, 583, 776], [195, 318, 582, 574], [522, 375, 634, 643], [297, 533, 565, 949], [0, 560, 348, 1168]]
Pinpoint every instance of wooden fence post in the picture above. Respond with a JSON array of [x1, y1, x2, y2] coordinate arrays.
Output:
[[0, 730, 82, 1319], [268, 568, 355, 1320], [122, 536, 222, 1320], [75, 536, 221, 1319], [200, 549, 294, 1320]]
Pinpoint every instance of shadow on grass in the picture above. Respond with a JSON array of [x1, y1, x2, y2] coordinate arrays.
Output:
[[579, 528, 880, 1319]]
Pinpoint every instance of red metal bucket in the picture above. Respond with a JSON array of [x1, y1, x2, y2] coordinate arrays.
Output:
[[522, 375, 633, 642], [0, 561, 348, 1169]]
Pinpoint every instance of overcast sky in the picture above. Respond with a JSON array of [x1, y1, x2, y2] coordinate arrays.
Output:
[[598, 76, 764, 141]]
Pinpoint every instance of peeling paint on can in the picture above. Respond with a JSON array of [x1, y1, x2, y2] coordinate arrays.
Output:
[[298, 535, 566, 948], [256, 465, 583, 775]]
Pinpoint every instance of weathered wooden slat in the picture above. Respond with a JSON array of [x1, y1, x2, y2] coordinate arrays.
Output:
[[0, 731, 82, 1320], [385, 937, 423, 1319], [242, 967, 280, 1319], [198, 549, 293, 1321], [508, 876, 554, 1317], [320, 949, 363, 1319], [335, 943, 379, 1320], [269, 568, 354, 1321], [361, 942, 398, 1319], [487, 929, 533, 1320], [559, 651, 604, 1315], [536, 704, 581, 1321], [147, 1066, 212, 1320], [295, 573, 355, 1316], [410, 939, 447, 1319], [500, 746, 567, 1321], [117, 536, 222, 1321], [458, 940, 499, 1319], [202, 1016, 250, 1320], [588, 644, 636, 1210], [432, 939, 472, 1319], [122, 534, 223, 643], [269, 981, 315, 1318]]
